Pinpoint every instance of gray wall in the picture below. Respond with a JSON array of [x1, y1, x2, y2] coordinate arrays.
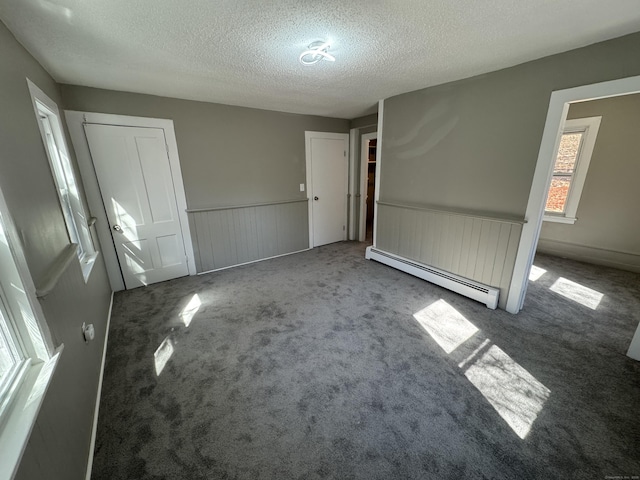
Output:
[[350, 113, 378, 130], [0, 21, 112, 480], [60, 85, 349, 271], [60, 85, 350, 209], [538, 94, 640, 271], [378, 32, 640, 307]]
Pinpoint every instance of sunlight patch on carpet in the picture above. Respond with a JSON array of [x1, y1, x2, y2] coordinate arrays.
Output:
[[180, 294, 201, 327], [550, 277, 603, 310], [414, 299, 550, 439], [461, 344, 550, 439], [528, 265, 546, 282], [154, 336, 174, 376], [413, 299, 478, 354]]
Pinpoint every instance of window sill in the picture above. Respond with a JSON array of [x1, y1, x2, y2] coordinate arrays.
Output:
[[0, 345, 63, 480], [81, 251, 99, 283], [543, 215, 577, 224]]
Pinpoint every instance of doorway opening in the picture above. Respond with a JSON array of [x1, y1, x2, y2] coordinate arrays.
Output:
[[506, 74, 640, 315], [506, 75, 640, 359], [365, 140, 377, 242], [530, 92, 640, 358], [359, 133, 378, 243]]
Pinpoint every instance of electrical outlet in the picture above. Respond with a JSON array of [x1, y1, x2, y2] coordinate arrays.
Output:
[[82, 322, 95, 343]]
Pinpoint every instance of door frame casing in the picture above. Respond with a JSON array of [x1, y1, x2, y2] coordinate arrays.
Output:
[[359, 132, 378, 242], [304, 131, 349, 248], [65, 111, 197, 291], [348, 128, 357, 240], [505, 74, 640, 314], [373, 100, 384, 247]]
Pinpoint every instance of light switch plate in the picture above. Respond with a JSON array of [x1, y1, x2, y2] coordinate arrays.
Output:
[[300, 184, 305, 192]]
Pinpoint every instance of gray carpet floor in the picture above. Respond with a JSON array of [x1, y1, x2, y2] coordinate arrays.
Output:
[[92, 242, 640, 479]]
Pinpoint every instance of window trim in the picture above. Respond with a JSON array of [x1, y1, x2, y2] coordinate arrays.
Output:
[[543, 116, 601, 224], [0, 176, 62, 479], [27, 79, 98, 282]]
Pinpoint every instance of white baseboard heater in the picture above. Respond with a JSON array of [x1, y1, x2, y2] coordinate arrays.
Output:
[[365, 247, 499, 309]]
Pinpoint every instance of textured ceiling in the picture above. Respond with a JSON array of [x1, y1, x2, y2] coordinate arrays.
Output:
[[2, 0, 640, 119]]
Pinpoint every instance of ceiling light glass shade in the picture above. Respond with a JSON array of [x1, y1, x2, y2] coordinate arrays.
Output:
[[299, 41, 335, 65]]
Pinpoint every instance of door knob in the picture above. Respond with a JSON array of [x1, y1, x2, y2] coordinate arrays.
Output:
[[314, 196, 319, 201], [112, 224, 122, 232]]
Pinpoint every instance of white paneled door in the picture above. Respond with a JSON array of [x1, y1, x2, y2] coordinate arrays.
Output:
[[306, 132, 349, 247], [84, 124, 189, 288]]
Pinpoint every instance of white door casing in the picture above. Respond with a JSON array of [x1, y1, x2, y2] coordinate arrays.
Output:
[[305, 132, 349, 248], [348, 128, 357, 241], [84, 124, 189, 288], [373, 100, 384, 247], [65, 112, 195, 292]]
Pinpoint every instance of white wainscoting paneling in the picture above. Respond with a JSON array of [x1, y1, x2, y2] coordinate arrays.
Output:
[[188, 199, 309, 272], [376, 202, 523, 309]]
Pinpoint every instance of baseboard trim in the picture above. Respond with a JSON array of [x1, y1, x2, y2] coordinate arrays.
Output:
[[197, 248, 311, 275], [536, 239, 640, 273], [365, 246, 499, 309], [85, 291, 114, 480]]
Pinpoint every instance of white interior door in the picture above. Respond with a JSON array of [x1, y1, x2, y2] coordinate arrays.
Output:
[[84, 124, 189, 288], [306, 132, 349, 247]]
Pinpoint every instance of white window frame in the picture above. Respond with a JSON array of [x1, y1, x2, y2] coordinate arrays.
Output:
[[543, 116, 601, 224], [0, 182, 62, 479], [27, 79, 98, 282]]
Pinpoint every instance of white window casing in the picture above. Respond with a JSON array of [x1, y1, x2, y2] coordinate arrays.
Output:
[[27, 79, 98, 282], [543, 116, 602, 224]]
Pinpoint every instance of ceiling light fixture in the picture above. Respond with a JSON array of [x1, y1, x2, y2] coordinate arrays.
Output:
[[299, 41, 335, 66]]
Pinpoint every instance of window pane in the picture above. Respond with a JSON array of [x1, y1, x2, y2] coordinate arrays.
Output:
[[39, 115, 93, 262], [0, 304, 20, 383], [60, 190, 81, 246], [545, 176, 572, 213], [554, 132, 582, 174], [545, 131, 584, 214]]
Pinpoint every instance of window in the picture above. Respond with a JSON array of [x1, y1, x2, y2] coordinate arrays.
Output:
[[0, 212, 47, 402], [27, 79, 98, 281], [544, 116, 601, 224], [0, 301, 23, 404], [0, 187, 61, 478]]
